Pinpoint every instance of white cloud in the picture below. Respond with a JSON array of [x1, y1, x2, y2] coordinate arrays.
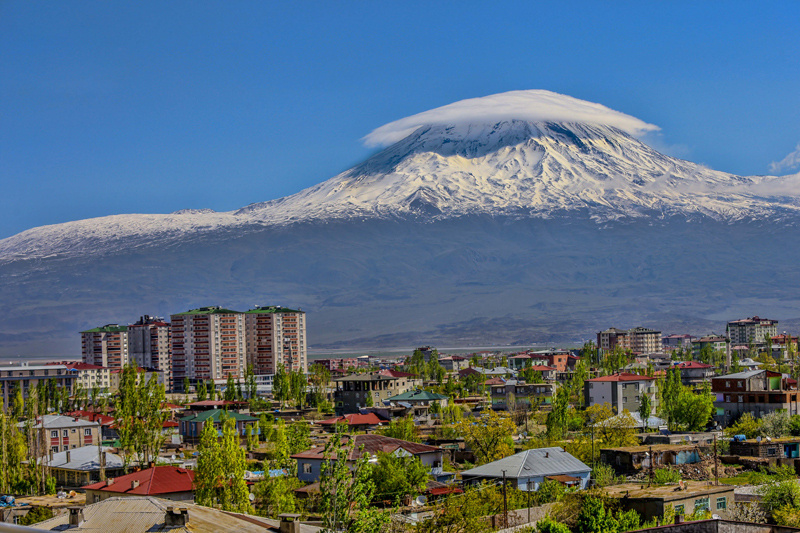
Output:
[[769, 143, 800, 174], [363, 90, 660, 147]]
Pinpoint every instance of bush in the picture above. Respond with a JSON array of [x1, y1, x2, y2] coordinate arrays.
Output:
[[653, 467, 681, 485], [592, 462, 623, 488], [19, 507, 53, 525], [761, 410, 790, 438]]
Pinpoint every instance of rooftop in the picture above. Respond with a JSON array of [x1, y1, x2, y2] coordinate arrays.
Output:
[[83, 466, 194, 495], [291, 434, 439, 461], [318, 413, 386, 426], [387, 390, 448, 402], [39, 446, 123, 471], [30, 495, 321, 532], [178, 409, 258, 423], [245, 305, 304, 314], [172, 306, 240, 316], [602, 481, 734, 500], [586, 372, 655, 382], [81, 324, 128, 333], [461, 447, 590, 479]]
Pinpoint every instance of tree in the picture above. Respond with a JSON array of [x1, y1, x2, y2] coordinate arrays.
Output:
[[456, 410, 515, 465], [370, 452, 429, 504], [195, 416, 252, 513], [254, 475, 303, 518], [537, 516, 571, 533], [761, 410, 791, 438], [309, 364, 331, 407], [274, 365, 290, 409], [183, 377, 191, 395], [638, 393, 652, 433], [546, 386, 570, 441], [725, 412, 762, 439], [289, 371, 308, 409], [378, 416, 419, 442], [245, 364, 258, 402], [197, 380, 208, 402], [319, 432, 389, 533], [116, 366, 167, 472], [224, 374, 236, 402]]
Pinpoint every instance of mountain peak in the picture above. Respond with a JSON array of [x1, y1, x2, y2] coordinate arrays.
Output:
[[363, 90, 660, 147]]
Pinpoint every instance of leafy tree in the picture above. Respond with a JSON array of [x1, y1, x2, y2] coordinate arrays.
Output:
[[254, 475, 303, 518], [760, 478, 800, 513], [761, 410, 791, 438], [271, 418, 291, 469], [287, 422, 311, 457], [274, 364, 290, 409], [370, 452, 429, 503], [18, 506, 53, 525], [196, 416, 252, 513], [183, 377, 191, 395], [585, 403, 637, 448], [289, 371, 308, 409], [224, 374, 236, 402], [197, 380, 208, 402], [456, 410, 515, 464], [378, 416, 419, 442], [11, 384, 24, 420], [259, 413, 272, 442], [725, 412, 763, 439], [116, 366, 167, 472], [319, 433, 389, 533], [537, 516, 571, 533], [245, 364, 257, 401], [246, 423, 257, 451], [546, 386, 570, 441], [309, 364, 331, 407], [638, 392, 652, 433], [575, 496, 617, 533]]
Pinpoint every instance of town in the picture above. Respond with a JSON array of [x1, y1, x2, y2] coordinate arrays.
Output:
[[1, 309, 799, 532]]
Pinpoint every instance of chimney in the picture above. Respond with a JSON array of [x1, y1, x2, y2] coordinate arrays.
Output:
[[131, 480, 140, 489], [165, 507, 189, 527], [68, 506, 84, 527], [279, 514, 302, 533], [107, 478, 114, 486], [66, 450, 71, 464]]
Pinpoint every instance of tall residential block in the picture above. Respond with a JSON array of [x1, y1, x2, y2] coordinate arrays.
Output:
[[128, 315, 172, 383], [170, 307, 246, 388], [244, 306, 307, 375], [727, 316, 778, 346], [81, 325, 130, 369]]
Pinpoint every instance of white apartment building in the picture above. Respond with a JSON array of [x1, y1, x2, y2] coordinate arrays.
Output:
[[244, 306, 307, 374], [61, 362, 112, 392], [583, 372, 658, 415], [727, 316, 778, 346], [170, 307, 246, 389], [81, 325, 130, 369], [128, 315, 172, 384]]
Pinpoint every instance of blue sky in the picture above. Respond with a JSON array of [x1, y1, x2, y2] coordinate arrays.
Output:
[[1, 1, 799, 239]]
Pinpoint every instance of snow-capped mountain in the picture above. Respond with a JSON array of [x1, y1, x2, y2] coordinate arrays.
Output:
[[2, 90, 800, 356]]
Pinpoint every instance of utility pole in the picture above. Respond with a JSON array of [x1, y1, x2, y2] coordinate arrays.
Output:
[[502, 470, 508, 529], [527, 479, 532, 524], [649, 445, 654, 487], [714, 434, 719, 486]]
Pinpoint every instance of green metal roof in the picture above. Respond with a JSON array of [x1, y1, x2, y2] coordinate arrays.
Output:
[[179, 409, 258, 423], [172, 306, 241, 316], [81, 324, 128, 333], [244, 306, 304, 314], [388, 390, 448, 401]]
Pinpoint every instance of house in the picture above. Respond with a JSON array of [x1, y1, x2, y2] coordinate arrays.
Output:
[[772, 334, 799, 360], [378, 369, 423, 391], [584, 373, 658, 415], [599, 445, 702, 475], [292, 434, 442, 483], [489, 379, 556, 409], [601, 481, 734, 522], [674, 361, 714, 388], [317, 412, 387, 432], [692, 335, 728, 358], [40, 446, 124, 487], [24, 415, 101, 456], [729, 436, 800, 459], [662, 334, 696, 352], [437, 356, 470, 373], [727, 316, 778, 347], [333, 373, 406, 414], [29, 496, 322, 532], [178, 409, 259, 445], [711, 369, 800, 424], [0, 364, 78, 408], [460, 447, 591, 491], [65, 410, 118, 441], [526, 350, 571, 372], [83, 466, 195, 504], [386, 390, 448, 416]]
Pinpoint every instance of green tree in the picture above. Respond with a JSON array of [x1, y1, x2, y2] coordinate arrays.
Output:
[[245, 364, 258, 402], [289, 371, 308, 409], [575, 496, 618, 533], [274, 365, 290, 409], [183, 377, 191, 395], [537, 516, 571, 533], [319, 432, 389, 533], [638, 392, 652, 433], [546, 386, 570, 441], [195, 419, 223, 507], [378, 416, 419, 442], [116, 366, 167, 472], [309, 364, 331, 407], [197, 380, 208, 402], [195, 416, 252, 513], [224, 374, 236, 402], [254, 475, 303, 518], [370, 452, 429, 503], [456, 410, 515, 464]]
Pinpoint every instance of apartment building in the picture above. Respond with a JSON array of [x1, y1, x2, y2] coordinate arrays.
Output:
[[726, 316, 778, 346], [81, 324, 130, 369], [0, 364, 78, 408], [128, 315, 172, 383], [334, 373, 418, 414], [26, 414, 101, 455], [597, 327, 630, 352], [711, 369, 799, 424], [584, 373, 658, 415], [59, 362, 111, 392], [170, 307, 246, 389], [598, 327, 661, 354], [244, 306, 307, 374], [662, 334, 695, 352]]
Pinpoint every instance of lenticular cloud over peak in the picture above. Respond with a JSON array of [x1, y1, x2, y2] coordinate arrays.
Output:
[[363, 89, 660, 147]]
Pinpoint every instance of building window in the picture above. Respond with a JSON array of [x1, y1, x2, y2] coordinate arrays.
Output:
[[63, 429, 69, 437], [51, 430, 58, 438], [84, 429, 92, 436], [716, 497, 726, 510], [51, 446, 59, 454], [694, 497, 710, 512], [303, 463, 312, 474], [674, 504, 685, 515]]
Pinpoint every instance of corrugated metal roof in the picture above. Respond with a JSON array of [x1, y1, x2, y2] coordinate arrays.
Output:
[[31, 496, 321, 532], [39, 446, 123, 471], [460, 447, 590, 480]]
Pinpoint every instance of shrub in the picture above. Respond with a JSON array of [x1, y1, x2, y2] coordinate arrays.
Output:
[[652, 467, 681, 485]]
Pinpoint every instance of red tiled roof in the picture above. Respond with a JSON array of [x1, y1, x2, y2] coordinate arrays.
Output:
[[428, 486, 463, 496], [291, 434, 440, 461], [66, 410, 115, 425], [484, 378, 505, 386], [586, 372, 655, 382], [62, 362, 107, 370], [318, 413, 386, 426], [676, 361, 713, 369], [379, 369, 418, 379], [82, 466, 194, 495], [162, 403, 183, 410], [162, 421, 179, 428], [458, 367, 480, 376]]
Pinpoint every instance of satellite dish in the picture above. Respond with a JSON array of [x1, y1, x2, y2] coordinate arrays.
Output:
[[171, 455, 176, 461], [415, 496, 428, 506], [249, 493, 255, 501], [712, 514, 720, 520]]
